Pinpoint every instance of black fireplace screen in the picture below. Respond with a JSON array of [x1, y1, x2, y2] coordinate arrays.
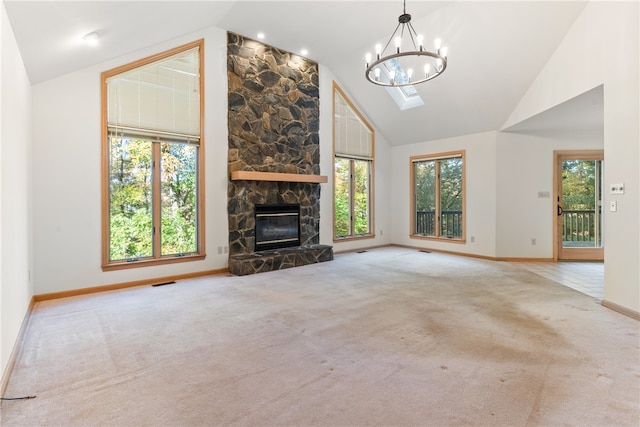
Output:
[[254, 204, 301, 251]]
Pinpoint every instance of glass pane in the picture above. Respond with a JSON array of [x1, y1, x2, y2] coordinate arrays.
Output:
[[109, 136, 153, 260], [353, 160, 370, 235], [161, 142, 198, 255], [439, 158, 463, 238], [385, 59, 418, 98], [414, 161, 436, 236], [561, 160, 602, 248], [334, 157, 351, 237]]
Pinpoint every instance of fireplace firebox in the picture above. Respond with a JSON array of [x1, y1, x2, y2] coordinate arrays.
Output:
[[254, 204, 301, 251]]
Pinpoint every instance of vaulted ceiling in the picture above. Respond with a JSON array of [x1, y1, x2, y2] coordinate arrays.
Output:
[[3, 1, 590, 146]]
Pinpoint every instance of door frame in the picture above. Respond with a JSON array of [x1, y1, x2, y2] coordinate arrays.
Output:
[[553, 150, 604, 261]]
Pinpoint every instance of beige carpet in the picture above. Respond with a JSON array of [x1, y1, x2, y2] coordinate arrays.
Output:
[[2, 247, 639, 426]]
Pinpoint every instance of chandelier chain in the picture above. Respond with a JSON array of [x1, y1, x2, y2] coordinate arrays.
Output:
[[381, 22, 402, 54]]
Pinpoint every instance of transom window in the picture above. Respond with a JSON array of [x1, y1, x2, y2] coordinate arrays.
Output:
[[333, 82, 375, 240], [411, 151, 465, 241], [101, 40, 205, 270]]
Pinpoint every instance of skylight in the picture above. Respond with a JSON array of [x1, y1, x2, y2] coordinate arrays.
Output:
[[382, 58, 424, 110]]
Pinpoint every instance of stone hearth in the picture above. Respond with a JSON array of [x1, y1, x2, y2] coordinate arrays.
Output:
[[226, 32, 332, 275], [229, 244, 333, 276]]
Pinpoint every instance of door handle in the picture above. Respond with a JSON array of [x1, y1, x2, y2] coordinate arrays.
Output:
[[557, 205, 564, 216]]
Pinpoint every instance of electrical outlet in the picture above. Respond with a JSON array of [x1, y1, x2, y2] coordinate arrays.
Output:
[[470, 236, 475, 243], [531, 238, 536, 246], [224, 246, 228, 254], [217, 246, 223, 254]]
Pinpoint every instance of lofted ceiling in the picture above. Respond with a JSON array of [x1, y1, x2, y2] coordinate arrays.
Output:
[[3, 0, 590, 146]]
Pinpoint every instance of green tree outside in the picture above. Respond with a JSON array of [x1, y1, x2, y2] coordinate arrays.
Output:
[[353, 159, 370, 235], [161, 142, 198, 255], [109, 137, 153, 260], [414, 157, 462, 237], [334, 157, 370, 237], [562, 160, 598, 210], [334, 158, 351, 237], [109, 136, 197, 260]]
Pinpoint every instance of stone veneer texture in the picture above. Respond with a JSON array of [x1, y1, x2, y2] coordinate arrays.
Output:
[[227, 32, 322, 257]]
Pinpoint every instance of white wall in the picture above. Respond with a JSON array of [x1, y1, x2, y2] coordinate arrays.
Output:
[[1, 1, 4, 384], [318, 66, 392, 253], [390, 131, 498, 257], [503, 1, 639, 313], [1, 2, 33, 382], [31, 27, 230, 295]]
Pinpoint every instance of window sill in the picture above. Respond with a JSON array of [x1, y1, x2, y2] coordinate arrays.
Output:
[[333, 234, 375, 243], [410, 234, 466, 244], [102, 254, 206, 271]]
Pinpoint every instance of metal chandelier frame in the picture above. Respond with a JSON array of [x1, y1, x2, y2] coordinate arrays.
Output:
[[365, 0, 448, 87]]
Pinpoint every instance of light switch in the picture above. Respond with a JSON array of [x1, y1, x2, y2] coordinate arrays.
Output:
[[610, 201, 617, 212]]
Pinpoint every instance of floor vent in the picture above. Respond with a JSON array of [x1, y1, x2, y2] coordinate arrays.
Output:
[[357, 250, 368, 253], [419, 250, 431, 253], [152, 281, 176, 287]]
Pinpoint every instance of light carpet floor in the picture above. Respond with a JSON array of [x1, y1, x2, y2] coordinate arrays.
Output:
[[2, 247, 639, 426]]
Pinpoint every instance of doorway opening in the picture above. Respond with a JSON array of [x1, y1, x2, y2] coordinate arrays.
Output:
[[554, 150, 604, 261]]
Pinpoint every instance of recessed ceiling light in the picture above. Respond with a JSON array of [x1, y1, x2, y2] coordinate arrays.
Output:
[[300, 49, 308, 56], [257, 32, 265, 40], [82, 31, 99, 46]]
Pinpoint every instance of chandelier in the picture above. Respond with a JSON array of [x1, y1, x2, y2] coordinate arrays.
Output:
[[365, 0, 448, 87]]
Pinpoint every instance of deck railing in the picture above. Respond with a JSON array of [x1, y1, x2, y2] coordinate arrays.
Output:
[[416, 210, 462, 238], [416, 209, 599, 243], [562, 209, 599, 242]]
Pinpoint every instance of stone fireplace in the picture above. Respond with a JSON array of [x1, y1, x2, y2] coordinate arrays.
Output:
[[226, 32, 333, 276]]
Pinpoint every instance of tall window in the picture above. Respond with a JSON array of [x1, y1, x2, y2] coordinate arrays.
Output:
[[333, 82, 374, 240], [101, 40, 204, 269], [411, 151, 465, 241]]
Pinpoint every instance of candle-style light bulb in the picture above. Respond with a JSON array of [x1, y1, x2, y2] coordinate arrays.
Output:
[[417, 35, 424, 51], [424, 64, 430, 78], [440, 47, 448, 59], [407, 68, 413, 82], [389, 70, 396, 85], [395, 37, 402, 53], [375, 44, 382, 59], [434, 38, 442, 54], [375, 67, 381, 81], [365, 52, 372, 67]]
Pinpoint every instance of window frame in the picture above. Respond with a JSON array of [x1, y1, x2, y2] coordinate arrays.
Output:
[[332, 82, 375, 242], [410, 150, 466, 243], [101, 39, 206, 271]]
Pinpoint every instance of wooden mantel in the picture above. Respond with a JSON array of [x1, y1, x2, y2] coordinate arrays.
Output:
[[230, 171, 328, 184]]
